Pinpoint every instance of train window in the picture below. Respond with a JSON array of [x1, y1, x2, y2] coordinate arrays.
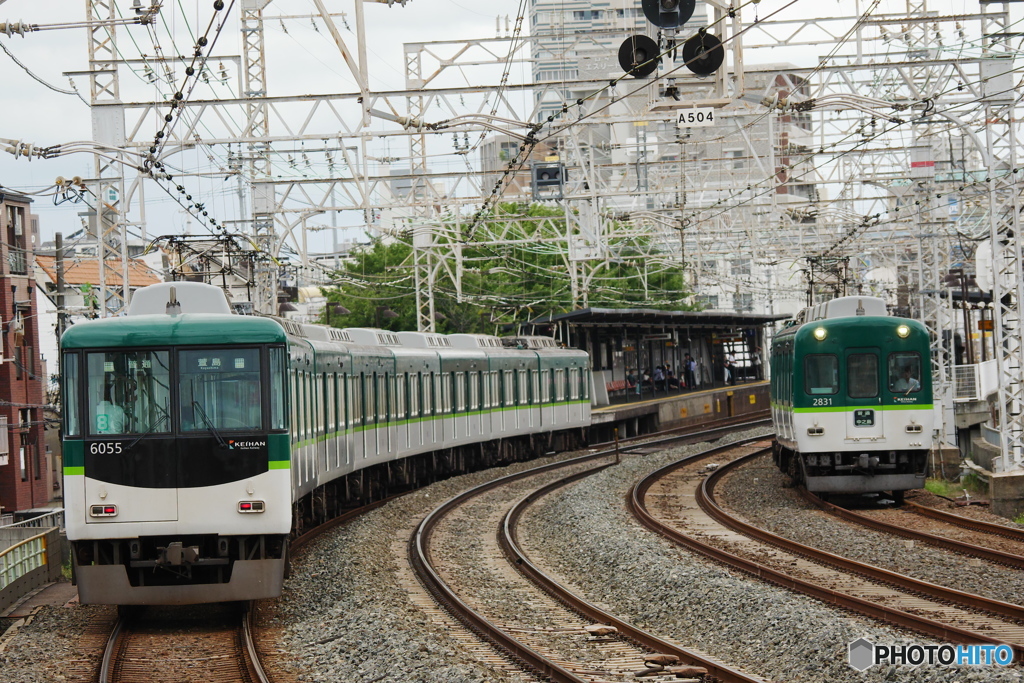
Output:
[[554, 369, 566, 402], [888, 352, 923, 394], [269, 348, 287, 430], [62, 353, 81, 437], [803, 354, 838, 395], [366, 374, 376, 424], [178, 348, 260, 433], [422, 373, 432, 415], [454, 372, 466, 412], [379, 373, 390, 422], [469, 372, 480, 411], [87, 350, 171, 436], [397, 374, 406, 421], [325, 375, 334, 434], [290, 371, 299, 441], [352, 375, 363, 426], [409, 373, 419, 418], [847, 353, 879, 398], [503, 370, 514, 406]]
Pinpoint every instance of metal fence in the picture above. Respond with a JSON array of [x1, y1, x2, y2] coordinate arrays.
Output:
[[0, 509, 65, 613]]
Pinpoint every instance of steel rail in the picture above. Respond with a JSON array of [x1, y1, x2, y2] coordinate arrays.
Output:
[[409, 450, 611, 683], [904, 499, 1024, 543], [242, 603, 272, 683], [799, 488, 1024, 570], [408, 425, 768, 683], [500, 459, 769, 683], [629, 446, 1024, 661], [97, 613, 127, 683], [692, 449, 1024, 659]]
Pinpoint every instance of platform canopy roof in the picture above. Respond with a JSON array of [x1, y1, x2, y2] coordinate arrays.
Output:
[[521, 307, 790, 329]]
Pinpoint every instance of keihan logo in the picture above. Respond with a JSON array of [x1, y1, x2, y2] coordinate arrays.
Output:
[[228, 440, 266, 450]]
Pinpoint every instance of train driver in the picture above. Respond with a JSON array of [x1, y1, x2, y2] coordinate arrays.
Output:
[[94, 384, 126, 434], [892, 366, 921, 394]]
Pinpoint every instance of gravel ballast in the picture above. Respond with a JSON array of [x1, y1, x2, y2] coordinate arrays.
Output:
[[5, 434, 1024, 682]]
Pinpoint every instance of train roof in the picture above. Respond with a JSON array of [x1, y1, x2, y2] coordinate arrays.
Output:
[[61, 313, 288, 349], [798, 296, 888, 323]]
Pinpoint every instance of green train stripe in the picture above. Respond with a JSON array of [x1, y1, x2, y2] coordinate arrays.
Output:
[[64, 466, 84, 476], [289, 400, 590, 449], [268, 461, 290, 470], [789, 404, 933, 413]]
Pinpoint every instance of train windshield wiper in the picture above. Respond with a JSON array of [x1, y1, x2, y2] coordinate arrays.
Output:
[[192, 400, 229, 449], [123, 413, 169, 454]]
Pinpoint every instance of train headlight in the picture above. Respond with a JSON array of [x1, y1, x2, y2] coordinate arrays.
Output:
[[813, 327, 827, 341], [896, 324, 910, 338]]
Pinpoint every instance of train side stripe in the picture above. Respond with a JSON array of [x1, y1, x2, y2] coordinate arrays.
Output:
[[790, 404, 933, 413]]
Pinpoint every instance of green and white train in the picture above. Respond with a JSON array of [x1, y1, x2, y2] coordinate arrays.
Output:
[[770, 296, 932, 501], [62, 282, 591, 605]]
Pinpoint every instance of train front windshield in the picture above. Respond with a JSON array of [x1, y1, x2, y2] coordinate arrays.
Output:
[[86, 351, 171, 436], [178, 348, 263, 431]]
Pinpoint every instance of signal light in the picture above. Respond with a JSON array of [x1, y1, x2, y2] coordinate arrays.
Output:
[[618, 35, 660, 78], [641, 0, 695, 28], [238, 500, 265, 513], [682, 31, 725, 76], [90, 505, 118, 517]]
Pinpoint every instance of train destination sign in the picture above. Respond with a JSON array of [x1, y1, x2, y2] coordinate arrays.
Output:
[[854, 409, 875, 427], [676, 108, 715, 128]]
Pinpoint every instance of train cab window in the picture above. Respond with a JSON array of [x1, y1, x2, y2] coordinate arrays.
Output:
[[178, 348, 262, 432], [62, 353, 81, 437], [888, 352, 923, 394], [87, 350, 171, 435], [847, 353, 879, 398], [803, 354, 838, 395]]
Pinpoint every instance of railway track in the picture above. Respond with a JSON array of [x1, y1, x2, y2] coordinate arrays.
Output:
[[98, 602, 269, 683], [630, 442, 1024, 660], [409, 424, 771, 683], [799, 487, 1024, 570]]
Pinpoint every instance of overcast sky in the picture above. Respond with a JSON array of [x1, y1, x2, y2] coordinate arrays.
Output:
[[0, 0, 1009, 252]]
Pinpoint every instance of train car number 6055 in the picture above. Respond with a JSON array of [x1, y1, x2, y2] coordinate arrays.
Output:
[[89, 441, 124, 455]]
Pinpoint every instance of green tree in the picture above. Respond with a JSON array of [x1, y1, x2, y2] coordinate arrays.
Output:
[[321, 203, 694, 333]]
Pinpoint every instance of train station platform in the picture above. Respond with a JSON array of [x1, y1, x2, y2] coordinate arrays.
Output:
[[589, 379, 771, 441]]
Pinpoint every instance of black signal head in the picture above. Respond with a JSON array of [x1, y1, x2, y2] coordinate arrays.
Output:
[[618, 35, 660, 78], [682, 32, 724, 76]]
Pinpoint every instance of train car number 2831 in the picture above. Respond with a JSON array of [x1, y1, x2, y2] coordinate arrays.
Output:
[[812, 398, 832, 406]]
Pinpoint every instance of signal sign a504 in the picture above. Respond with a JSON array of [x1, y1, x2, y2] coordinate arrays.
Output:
[[677, 108, 715, 127]]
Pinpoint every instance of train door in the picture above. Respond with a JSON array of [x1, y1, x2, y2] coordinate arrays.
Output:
[[844, 348, 884, 441]]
